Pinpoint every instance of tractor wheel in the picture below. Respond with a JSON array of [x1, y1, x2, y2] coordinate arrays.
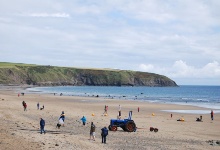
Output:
[[111, 126, 117, 131], [108, 125, 112, 131], [125, 121, 136, 132]]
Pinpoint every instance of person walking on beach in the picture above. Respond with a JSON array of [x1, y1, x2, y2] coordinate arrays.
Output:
[[40, 118, 46, 134], [103, 105, 108, 115], [138, 107, 140, 112], [80, 116, 87, 126], [59, 111, 65, 126], [37, 102, 40, 110], [90, 122, 96, 141], [211, 110, 214, 120], [118, 105, 121, 118], [101, 126, 108, 144], [22, 101, 25, 109], [103, 105, 107, 114], [23, 102, 27, 111]]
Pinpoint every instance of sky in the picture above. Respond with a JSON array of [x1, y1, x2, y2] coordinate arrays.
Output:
[[0, 0, 220, 85]]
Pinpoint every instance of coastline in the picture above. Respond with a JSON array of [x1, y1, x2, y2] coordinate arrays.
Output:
[[0, 86, 220, 150], [25, 85, 220, 114]]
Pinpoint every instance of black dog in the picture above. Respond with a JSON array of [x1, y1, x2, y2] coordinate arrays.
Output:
[[56, 123, 61, 129]]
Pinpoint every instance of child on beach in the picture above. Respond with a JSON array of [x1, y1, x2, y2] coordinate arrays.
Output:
[[80, 116, 87, 126]]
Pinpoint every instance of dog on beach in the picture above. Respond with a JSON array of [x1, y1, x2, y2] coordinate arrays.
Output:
[[56, 123, 61, 129]]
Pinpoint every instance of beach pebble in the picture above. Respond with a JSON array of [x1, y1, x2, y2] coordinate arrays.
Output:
[[55, 144, 59, 146]]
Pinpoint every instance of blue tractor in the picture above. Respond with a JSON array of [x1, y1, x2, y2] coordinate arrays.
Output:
[[108, 111, 136, 132]]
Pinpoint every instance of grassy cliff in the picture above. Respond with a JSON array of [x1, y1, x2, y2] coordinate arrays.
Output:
[[0, 62, 178, 87]]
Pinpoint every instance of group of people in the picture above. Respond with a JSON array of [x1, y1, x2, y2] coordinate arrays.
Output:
[[80, 116, 108, 143], [37, 102, 44, 110], [22, 101, 45, 111], [195, 110, 214, 122], [39, 112, 109, 143], [89, 122, 108, 143]]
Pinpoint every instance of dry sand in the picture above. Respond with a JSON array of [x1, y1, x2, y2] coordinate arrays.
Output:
[[0, 86, 219, 150]]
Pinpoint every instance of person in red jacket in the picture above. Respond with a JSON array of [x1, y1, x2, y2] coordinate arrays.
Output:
[[24, 103, 27, 111]]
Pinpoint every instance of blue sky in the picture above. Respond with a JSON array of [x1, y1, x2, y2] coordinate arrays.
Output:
[[0, 0, 220, 85]]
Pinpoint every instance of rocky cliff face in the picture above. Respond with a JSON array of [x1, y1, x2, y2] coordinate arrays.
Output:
[[0, 64, 178, 87]]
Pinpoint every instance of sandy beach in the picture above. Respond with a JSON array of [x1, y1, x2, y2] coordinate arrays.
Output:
[[0, 86, 219, 150]]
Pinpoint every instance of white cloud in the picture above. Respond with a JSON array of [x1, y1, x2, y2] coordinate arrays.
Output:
[[139, 64, 154, 72], [25, 13, 70, 18], [138, 60, 220, 79]]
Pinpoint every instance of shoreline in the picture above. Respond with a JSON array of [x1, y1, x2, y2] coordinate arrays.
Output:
[[23, 85, 220, 114], [0, 86, 220, 149]]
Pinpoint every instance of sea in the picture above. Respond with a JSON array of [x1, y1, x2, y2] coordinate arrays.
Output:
[[26, 85, 220, 114]]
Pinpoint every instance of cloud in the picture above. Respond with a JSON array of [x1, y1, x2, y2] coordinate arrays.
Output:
[[139, 64, 154, 72], [138, 60, 220, 79], [24, 13, 70, 18]]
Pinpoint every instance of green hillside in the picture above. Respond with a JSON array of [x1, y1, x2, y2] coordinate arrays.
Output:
[[0, 62, 178, 87]]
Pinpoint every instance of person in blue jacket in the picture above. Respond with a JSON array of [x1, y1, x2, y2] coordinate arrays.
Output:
[[40, 118, 46, 134], [80, 116, 87, 126], [101, 126, 108, 144]]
